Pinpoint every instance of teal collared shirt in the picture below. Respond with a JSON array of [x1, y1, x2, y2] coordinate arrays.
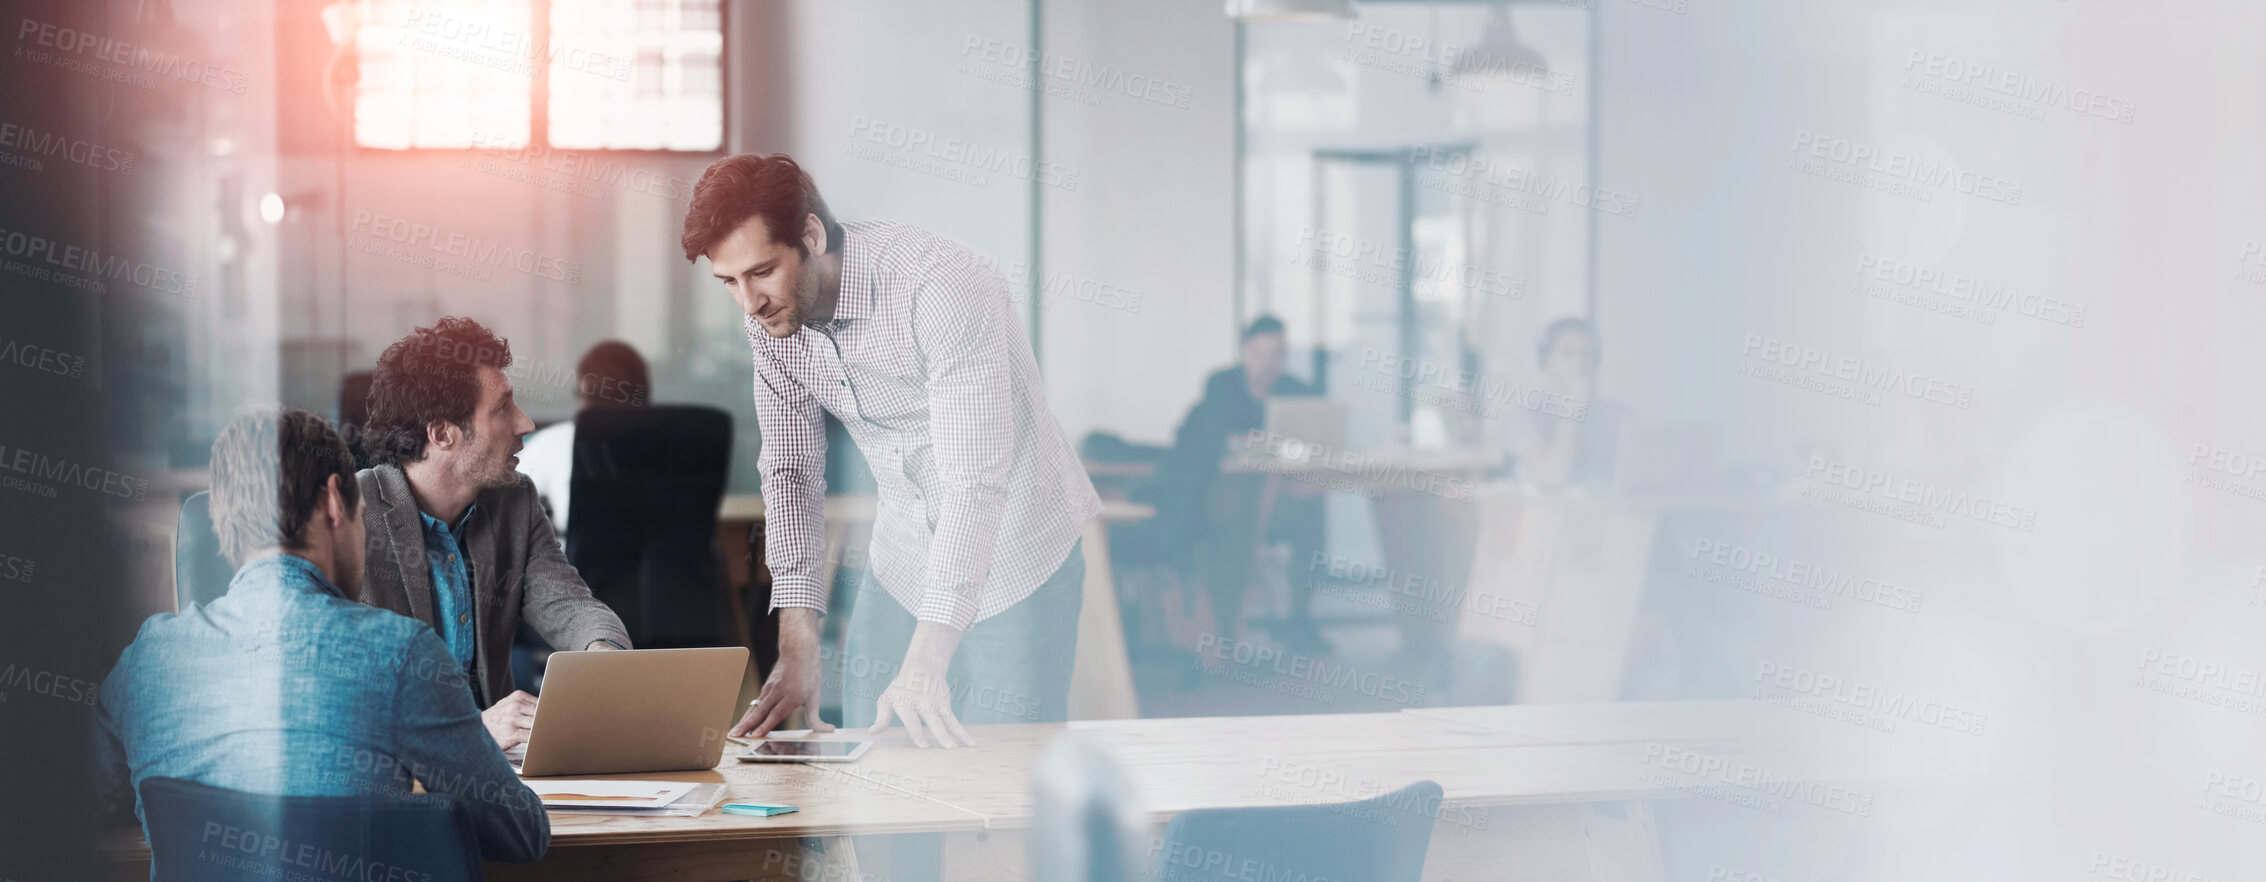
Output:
[[418, 504, 480, 680]]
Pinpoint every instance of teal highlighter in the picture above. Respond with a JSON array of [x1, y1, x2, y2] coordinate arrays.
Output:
[[720, 803, 800, 817]]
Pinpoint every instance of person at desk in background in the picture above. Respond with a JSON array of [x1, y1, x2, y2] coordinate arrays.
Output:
[[94, 407, 548, 862], [358, 317, 632, 750], [1152, 315, 1328, 649], [1513, 317, 1628, 490], [683, 154, 1101, 749], [514, 339, 650, 537]]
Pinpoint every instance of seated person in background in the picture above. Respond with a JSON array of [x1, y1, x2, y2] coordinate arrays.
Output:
[[95, 407, 547, 861], [1150, 315, 1328, 649], [515, 339, 650, 536], [359, 317, 632, 750], [1513, 317, 1628, 490]]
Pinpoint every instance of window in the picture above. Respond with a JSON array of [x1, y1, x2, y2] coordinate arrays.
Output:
[[352, 0, 723, 151]]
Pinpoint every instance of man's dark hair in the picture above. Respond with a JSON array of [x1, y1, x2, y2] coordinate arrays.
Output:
[[1537, 316, 1600, 367], [210, 406, 361, 567], [576, 340, 649, 408], [1242, 314, 1286, 342], [364, 316, 514, 467], [680, 153, 844, 262]]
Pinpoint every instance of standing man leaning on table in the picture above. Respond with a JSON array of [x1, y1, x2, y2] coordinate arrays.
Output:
[[356, 317, 633, 750], [686, 153, 1101, 749]]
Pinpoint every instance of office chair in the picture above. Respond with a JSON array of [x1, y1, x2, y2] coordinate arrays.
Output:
[[563, 405, 733, 648], [175, 492, 237, 611], [1032, 741, 1148, 882], [1150, 780, 1443, 882], [138, 776, 484, 882]]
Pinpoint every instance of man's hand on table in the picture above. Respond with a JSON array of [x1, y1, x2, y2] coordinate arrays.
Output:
[[483, 690, 540, 749], [731, 607, 836, 738], [868, 621, 976, 749]]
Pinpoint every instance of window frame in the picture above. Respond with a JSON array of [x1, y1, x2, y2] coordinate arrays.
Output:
[[349, 0, 730, 157]]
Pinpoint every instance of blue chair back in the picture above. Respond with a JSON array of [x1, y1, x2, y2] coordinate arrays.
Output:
[[1151, 780, 1443, 882], [139, 776, 484, 882], [175, 492, 237, 611]]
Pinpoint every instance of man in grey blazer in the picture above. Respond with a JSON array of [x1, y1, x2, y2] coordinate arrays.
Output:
[[357, 316, 631, 749]]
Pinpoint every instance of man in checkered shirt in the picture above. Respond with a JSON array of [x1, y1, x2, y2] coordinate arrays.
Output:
[[685, 154, 1101, 749]]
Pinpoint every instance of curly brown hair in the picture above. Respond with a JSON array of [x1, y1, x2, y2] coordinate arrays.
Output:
[[209, 406, 360, 567], [364, 316, 514, 467]]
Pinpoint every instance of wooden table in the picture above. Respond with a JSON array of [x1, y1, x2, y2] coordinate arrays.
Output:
[[98, 701, 1968, 882]]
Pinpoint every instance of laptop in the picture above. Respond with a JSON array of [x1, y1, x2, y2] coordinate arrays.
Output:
[[507, 646, 749, 777], [1264, 397, 1349, 456]]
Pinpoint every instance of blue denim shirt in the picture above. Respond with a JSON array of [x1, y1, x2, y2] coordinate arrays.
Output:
[[95, 553, 549, 862], [418, 504, 479, 682]]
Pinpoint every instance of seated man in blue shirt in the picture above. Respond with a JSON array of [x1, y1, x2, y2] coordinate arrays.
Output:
[[95, 406, 548, 861]]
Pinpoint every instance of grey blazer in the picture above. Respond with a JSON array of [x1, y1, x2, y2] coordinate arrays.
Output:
[[356, 464, 631, 707]]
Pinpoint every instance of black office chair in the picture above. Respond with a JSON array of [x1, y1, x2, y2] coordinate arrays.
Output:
[[175, 492, 237, 610], [1150, 780, 1443, 882], [563, 405, 733, 648], [139, 776, 485, 882]]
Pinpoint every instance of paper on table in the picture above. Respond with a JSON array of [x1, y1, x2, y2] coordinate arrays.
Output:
[[526, 780, 697, 810]]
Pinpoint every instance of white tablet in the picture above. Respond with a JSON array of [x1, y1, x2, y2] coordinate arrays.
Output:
[[736, 740, 875, 763]]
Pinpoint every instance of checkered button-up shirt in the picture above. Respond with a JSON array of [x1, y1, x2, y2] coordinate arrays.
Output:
[[749, 220, 1101, 630]]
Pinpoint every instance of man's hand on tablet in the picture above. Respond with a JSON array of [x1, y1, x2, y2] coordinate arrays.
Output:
[[732, 608, 835, 738]]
